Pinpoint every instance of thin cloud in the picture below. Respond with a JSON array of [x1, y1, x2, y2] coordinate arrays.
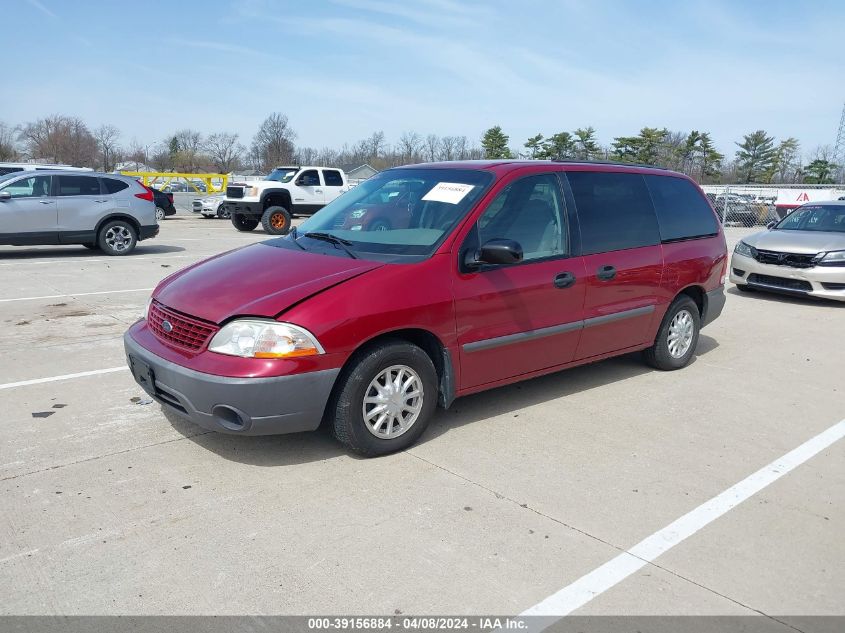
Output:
[[25, 0, 57, 18]]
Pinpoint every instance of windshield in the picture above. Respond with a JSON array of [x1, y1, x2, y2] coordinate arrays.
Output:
[[266, 168, 297, 183], [775, 205, 845, 233], [282, 168, 493, 262]]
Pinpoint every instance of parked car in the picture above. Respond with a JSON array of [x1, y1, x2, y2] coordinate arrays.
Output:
[[730, 200, 845, 301], [125, 160, 726, 455], [0, 170, 157, 255], [193, 195, 229, 218], [152, 187, 176, 220], [712, 193, 758, 226], [0, 162, 93, 176]]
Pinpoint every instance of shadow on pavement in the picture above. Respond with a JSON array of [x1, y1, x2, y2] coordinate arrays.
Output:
[[0, 244, 186, 259], [166, 334, 720, 467]]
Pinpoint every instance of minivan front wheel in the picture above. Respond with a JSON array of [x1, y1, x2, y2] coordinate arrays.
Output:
[[98, 220, 137, 256], [643, 295, 700, 370], [329, 340, 438, 456]]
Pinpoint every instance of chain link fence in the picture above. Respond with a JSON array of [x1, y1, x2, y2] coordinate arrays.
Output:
[[700, 183, 845, 228]]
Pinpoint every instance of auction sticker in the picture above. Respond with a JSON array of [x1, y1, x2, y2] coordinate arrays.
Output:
[[422, 182, 475, 204]]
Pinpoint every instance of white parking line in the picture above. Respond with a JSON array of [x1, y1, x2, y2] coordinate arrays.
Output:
[[0, 367, 125, 390], [0, 288, 153, 303], [519, 418, 845, 626]]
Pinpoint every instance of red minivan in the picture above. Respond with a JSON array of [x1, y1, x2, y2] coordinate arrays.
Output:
[[125, 161, 727, 455]]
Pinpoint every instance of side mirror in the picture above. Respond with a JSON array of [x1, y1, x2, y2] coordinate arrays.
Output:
[[0, 191, 10, 201], [766, 221, 777, 230], [467, 238, 524, 268]]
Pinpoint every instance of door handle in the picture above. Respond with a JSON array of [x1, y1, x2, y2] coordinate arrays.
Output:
[[553, 271, 576, 289], [596, 265, 617, 281], [94, 199, 108, 203], [315, 189, 323, 193], [38, 200, 54, 204]]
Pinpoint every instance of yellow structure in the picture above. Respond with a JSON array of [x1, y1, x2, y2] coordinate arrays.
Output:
[[119, 172, 229, 195]]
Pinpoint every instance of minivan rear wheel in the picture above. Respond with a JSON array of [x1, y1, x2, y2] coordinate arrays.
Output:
[[329, 340, 438, 456], [231, 214, 259, 232], [98, 220, 137, 256], [643, 295, 700, 370]]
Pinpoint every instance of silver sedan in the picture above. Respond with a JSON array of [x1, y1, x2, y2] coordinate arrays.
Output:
[[730, 200, 845, 301]]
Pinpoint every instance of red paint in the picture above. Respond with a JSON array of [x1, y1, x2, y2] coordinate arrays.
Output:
[[127, 161, 726, 394]]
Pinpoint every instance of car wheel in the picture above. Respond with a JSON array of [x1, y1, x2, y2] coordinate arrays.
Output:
[[98, 220, 137, 256], [369, 219, 391, 232], [261, 206, 292, 235], [155, 207, 166, 221], [219, 206, 231, 219], [643, 295, 700, 371], [329, 340, 438, 456], [231, 214, 259, 232]]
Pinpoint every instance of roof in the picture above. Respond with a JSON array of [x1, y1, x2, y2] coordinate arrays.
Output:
[[398, 159, 680, 177], [2, 169, 137, 179]]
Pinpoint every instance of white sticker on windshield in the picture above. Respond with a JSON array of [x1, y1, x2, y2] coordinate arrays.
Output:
[[421, 182, 475, 204]]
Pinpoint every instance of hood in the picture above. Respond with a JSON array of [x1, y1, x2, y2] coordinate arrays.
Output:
[[744, 229, 845, 254], [154, 243, 383, 323]]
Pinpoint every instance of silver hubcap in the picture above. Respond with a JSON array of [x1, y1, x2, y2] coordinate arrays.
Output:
[[362, 365, 424, 439], [156, 207, 165, 220], [105, 226, 133, 252], [667, 309, 695, 358]]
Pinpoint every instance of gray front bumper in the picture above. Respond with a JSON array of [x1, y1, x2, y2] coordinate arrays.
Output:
[[124, 333, 340, 435]]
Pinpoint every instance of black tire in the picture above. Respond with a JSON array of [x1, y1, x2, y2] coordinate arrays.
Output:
[[97, 220, 137, 256], [155, 206, 166, 221], [643, 295, 700, 371], [231, 213, 259, 232], [261, 206, 292, 235], [328, 340, 438, 456], [218, 206, 231, 219], [735, 284, 755, 293]]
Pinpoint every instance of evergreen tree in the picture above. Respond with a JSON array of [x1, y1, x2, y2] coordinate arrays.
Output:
[[481, 126, 512, 159]]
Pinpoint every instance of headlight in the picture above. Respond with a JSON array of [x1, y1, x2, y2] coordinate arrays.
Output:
[[734, 241, 755, 257], [244, 186, 259, 197], [143, 297, 152, 320], [818, 250, 845, 266], [208, 319, 324, 358]]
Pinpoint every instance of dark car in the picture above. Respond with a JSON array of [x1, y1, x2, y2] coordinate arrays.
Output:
[[125, 160, 727, 456], [152, 188, 176, 221]]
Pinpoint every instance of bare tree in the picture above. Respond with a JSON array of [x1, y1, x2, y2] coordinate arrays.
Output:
[[19, 115, 97, 166], [93, 124, 121, 171], [173, 129, 203, 171], [439, 136, 457, 161], [454, 135, 469, 160], [204, 132, 243, 173], [0, 122, 20, 161], [251, 112, 296, 171], [397, 131, 423, 163], [365, 131, 386, 160], [424, 134, 440, 162]]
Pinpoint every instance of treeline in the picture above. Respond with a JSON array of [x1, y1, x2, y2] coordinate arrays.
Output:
[[0, 113, 839, 184]]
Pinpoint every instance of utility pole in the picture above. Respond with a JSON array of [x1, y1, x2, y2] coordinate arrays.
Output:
[[834, 102, 845, 183]]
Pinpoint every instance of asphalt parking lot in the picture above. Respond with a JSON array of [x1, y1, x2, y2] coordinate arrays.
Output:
[[1, 204, 842, 623]]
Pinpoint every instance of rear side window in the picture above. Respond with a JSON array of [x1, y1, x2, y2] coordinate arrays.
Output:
[[101, 178, 129, 194], [567, 172, 659, 254], [57, 175, 101, 196], [645, 175, 718, 242], [323, 170, 343, 186]]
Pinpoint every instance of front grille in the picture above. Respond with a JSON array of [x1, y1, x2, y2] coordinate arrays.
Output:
[[747, 274, 812, 292], [148, 301, 218, 351], [226, 186, 244, 199], [821, 282, 845, 291], [754, 249, 817, 268], [192, 201, 202, 210]]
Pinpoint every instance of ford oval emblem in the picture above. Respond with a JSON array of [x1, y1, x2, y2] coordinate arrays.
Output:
[[162, 320, 173, 333]]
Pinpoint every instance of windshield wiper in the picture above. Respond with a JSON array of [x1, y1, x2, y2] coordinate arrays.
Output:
[[287, 225, 306, 250], [302, 232, 358, 259]]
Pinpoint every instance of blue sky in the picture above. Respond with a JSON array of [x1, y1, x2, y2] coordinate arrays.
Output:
[[1, 0, 843, 158]]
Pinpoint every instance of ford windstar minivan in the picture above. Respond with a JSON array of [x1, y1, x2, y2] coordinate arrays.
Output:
[[125, 161, 727, 455]]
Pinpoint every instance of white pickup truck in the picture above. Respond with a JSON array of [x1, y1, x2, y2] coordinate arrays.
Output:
[[223, 166, 348, 234]]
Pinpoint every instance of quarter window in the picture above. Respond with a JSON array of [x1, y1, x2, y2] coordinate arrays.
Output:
[[644, 175, 718, 242], [567, 172, 659, 254], [323, 170, 343, 186], [101, 178, 130, 194], [0, 175, 51, 198], [57, 175, 101, 196], [477, 174, 567, 262]]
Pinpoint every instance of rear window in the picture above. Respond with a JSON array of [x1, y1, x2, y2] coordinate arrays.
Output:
[[57, 175, 101, 196], [567, 171, 660, 254], [644, 175, 718, 242], [101, 178, 129, 194], [323, 170, 344, 186]]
